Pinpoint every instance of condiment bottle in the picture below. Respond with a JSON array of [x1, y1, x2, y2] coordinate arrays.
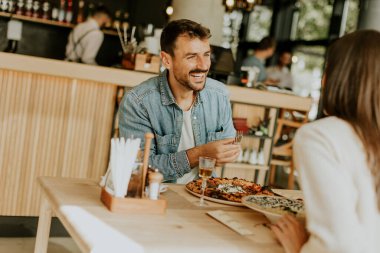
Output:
[[148, 169, 163, 200]]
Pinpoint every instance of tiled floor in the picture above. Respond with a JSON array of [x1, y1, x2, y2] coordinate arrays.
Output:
[[0, 237, 80, 253]]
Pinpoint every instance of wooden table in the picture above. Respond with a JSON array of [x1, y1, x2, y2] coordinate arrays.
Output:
[[34, 177, 291, 253]]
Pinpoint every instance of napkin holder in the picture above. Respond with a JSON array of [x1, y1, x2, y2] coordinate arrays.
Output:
[[100, 133, 167, 214]]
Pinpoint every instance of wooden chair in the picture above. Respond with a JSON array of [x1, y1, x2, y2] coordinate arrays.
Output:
[[270, 110, 307, 189]]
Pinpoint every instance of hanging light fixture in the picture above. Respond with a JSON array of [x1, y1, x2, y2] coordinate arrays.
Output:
[[166, 6, 174, 16], [223, 0, 262, 12]]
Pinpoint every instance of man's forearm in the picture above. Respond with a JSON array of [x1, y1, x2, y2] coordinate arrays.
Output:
[[149, 150, 191, 181], [186, 146, 202, 168]]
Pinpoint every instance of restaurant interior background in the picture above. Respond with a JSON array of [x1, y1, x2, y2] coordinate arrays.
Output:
[[0, 0, 379, 244], [0, 0, 369, 119]]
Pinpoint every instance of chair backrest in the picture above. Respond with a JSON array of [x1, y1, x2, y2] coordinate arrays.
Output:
[[271, 109, 308, 189]]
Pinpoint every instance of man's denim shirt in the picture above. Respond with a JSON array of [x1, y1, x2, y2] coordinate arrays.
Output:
[[119, 70, 236, 181]]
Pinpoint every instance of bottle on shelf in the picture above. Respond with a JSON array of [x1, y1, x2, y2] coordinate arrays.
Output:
[[32, 0, 40, 18], [57, 0, 65, 22], [15, 0, 25, 15], [76, 0, 84, 23], [8, 0, 15, 13], [0, 0, 9, 12], [65, 0, 72, 23], [41, 0, 50, 19], [24, 0, 32, 16], [51, 2, 58, 21]]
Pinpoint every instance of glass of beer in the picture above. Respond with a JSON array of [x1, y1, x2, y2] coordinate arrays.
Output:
[[197, 156, 216, 206]]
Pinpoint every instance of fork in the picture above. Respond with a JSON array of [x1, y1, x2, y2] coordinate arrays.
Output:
[[234, 130, 243, 144]]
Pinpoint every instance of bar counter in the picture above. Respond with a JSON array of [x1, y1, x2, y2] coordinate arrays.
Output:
[[0, 52, 312, 216]]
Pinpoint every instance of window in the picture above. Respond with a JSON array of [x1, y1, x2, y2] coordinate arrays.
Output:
[[294, 0, 333, 40], [291, 46, 326, 119], [344, 0, 359, 34], [246, 5, 273, 42]]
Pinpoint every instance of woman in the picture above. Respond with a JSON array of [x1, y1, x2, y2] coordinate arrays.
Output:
[[271, 30, 380, 253]]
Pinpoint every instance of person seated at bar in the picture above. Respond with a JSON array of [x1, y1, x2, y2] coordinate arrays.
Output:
[[271, 30, 380, 253], [65, 5, 111, 65], [241, 36, 276, 84], [118, 19, 240, 183], [266, 50, 294, 90]]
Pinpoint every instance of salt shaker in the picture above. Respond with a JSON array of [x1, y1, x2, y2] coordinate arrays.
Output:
[[148, 169, 163, 200]]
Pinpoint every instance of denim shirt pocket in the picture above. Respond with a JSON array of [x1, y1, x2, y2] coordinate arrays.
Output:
[[206, 130, 224, 142], [155, 133, 178, 154]]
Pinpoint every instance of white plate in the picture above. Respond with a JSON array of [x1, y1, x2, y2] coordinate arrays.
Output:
[[242, 195, 305, 223], [185, 187, 244, 206]]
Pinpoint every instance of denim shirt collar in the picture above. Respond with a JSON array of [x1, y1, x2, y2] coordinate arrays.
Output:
[[159, 70, 176, 106], [159, 69, 204, 107]]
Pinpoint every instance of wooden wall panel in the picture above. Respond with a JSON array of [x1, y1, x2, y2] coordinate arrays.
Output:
[[0, 69, 116, 216]]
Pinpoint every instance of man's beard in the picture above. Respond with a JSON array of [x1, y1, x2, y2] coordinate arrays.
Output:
[[174, 68, 209, 92]]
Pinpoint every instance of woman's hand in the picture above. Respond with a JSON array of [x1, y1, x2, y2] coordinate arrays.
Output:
[[271, 214, 309, 253]]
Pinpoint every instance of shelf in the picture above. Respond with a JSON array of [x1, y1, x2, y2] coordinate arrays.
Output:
[[224, 162, 269, 171], [0, 12, 118, 36], [0, 12, 74, 28]]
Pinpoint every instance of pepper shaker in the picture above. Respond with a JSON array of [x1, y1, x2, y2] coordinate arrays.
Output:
[[148, 169, 163, 200]]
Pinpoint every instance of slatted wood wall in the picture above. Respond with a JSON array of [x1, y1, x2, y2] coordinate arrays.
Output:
[[0, 69, 116, 216]]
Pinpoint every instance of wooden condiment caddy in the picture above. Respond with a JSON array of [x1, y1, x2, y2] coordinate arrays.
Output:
[[134, 54, 160, 73], [100, 133, 167, 214]]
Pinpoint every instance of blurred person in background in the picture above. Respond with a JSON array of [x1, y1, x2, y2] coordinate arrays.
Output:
[[271, 30, 380, 253], [266, 50, 293, 90], [65, 5, 111, 65], [241, 36, 276, 84]]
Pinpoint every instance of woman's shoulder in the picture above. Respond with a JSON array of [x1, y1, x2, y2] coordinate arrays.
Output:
[[295, 116, 359, 149], [297, 116, 352, 137]]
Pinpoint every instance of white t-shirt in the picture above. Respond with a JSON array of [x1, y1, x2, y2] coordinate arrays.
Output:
[[176, 109, 196, 184]]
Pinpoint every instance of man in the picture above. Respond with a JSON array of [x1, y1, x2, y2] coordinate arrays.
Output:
[[65, 5, 111, 65], [119, 19, 240, 183], [241, 36, 276, 84], [266, 50, 294, 89]]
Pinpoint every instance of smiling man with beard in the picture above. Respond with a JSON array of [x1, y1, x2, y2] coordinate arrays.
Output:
[[119, 19, 240, 183]]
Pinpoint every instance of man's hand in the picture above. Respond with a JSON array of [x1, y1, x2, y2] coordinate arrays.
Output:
[[265, 78, 280, 86], [187, 138, 241, 167], [271, 214, 309, 253]]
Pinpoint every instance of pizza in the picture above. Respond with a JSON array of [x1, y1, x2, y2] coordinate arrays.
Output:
[[186, 177, 274, 203]]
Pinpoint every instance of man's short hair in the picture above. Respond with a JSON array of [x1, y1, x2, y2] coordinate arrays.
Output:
[[92, 5, 111, 18], [160, 19, 211, 56], [257, 36, 276, 51]]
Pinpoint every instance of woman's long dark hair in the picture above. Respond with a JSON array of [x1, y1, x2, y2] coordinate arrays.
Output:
[[323, 30, 380, 209]]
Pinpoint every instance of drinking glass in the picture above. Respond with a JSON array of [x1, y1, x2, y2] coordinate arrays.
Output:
[[196, 156, 216, 206]]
